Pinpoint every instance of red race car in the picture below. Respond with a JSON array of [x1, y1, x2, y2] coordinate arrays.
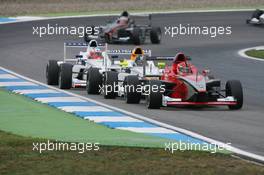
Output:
[[146, 53, 243, 110], [84, 11, 161, 45]]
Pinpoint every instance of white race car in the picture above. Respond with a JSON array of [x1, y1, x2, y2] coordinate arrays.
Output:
[[46, 40, 153, 94], [246, 9, 264, 25], [46, 40, 107, 89], [85, 47, 154, 97]]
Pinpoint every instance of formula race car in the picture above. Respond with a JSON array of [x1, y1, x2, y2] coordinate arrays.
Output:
[[46, 40, 107, 89], [85, 47, 154, 99], [84, 11, 161, 45], [246, 9, 264, 25], [144, 53, 243, 110]]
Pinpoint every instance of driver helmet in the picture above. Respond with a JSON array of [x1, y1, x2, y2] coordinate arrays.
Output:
[[173, 52, 186, 64], [178, 64, 191, 74], [118, 11, 130, 24], [121, 11, 129, 17], [131, 47, 144, 61], [89, 48, 103, 59]]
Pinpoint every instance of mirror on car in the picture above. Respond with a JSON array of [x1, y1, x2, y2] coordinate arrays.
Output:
[[157, 62, 166, 69], [111, 55, 119, 59], [186, 56, 192, 61], [76, 55, 83, 58], [202, 69, 211, 76], [149, 14, 152, 21]]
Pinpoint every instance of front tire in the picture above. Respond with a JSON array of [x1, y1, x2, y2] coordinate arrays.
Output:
[[104, 33, 112, 44], [252, 9, 263, 19], [84, 32, 90, 42], [226, 80, 243, 110], [84, 26, 96, 42], [124, 75, 141, 103], [150, 27, 161, 44], [246, 19, 250, 24], [146, 80, 163, 109], [86, 68, 102, 94], [103, 71, 118, 99], [131, 28, 143, 45], [59, 63, 72, 89], [46, 60, 59, 85]]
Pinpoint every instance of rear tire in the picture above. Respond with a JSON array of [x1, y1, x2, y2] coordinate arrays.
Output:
[[104, 71, 118, 99], [226, 80, 243, 110], [131, 28, 142, 45], [59, 63, 72, 89], [246, 19, 250, 24], [252, 9, 263, 19], [150, 27, 161, 44], [124, 76, 141, 103], [86, 68, 102, 94], [46, 60, 59, 85], [104, 33, 112, 44], [146, 80, 163, 109], [84, 26, 96, 42], [84, 32, 90, 42]]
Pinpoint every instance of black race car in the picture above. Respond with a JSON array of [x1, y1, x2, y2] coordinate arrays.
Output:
[[84, 11, 161, 45], [246, 9, 264, 25]]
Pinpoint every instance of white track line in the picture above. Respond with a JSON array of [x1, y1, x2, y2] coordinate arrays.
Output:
[[85, 116, 142, 122], [13, 89, 59, 94], [0, 81, 37, 86], [0, 74, 18, 79], [58, 106, 112, 112], [35, 97, 86, 103], [117, 127, 178, 134], [238, 46, 264, 62]]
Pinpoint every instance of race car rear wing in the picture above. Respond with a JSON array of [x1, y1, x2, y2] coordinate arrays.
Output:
[[142, 55, 192, 77], [104, 48, 151, 68], [63, 42, 107, 62], [142, 56, 174, 77], [146, 56, 174, 61], [146, 55, 191, 61], [107, 49, 151, 56]]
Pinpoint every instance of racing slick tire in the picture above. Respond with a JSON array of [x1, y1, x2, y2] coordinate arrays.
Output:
[[225, 80, 243, 110], [84, 32, 91, 42], [131, 28, 143, 45], [150, 27, 161, 44], [84, 26, 96, 42], [124, 75, 141, 104], [46, 60, 59, 85], [103, 71, 118, 99], [104, 33, 112, 44], [86, 67, 102, 94], [58, 63, 73, 89], [246, 19, 250, 24], [146, 80, 163, 109], [252, 9, 263, 19]]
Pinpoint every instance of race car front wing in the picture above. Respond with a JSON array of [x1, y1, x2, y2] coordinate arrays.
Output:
[[162, 96, 237, 106]]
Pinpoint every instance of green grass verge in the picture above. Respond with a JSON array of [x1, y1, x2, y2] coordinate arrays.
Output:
[[0, 88, 172, 148], [0, 130, 264, 175], [0, 87, 233, 154], [0, 87, 230, 153], [245, 49, 264, 59]]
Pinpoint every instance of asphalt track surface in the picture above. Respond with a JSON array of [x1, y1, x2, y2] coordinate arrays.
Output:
[[0, 11, 264, 156]]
